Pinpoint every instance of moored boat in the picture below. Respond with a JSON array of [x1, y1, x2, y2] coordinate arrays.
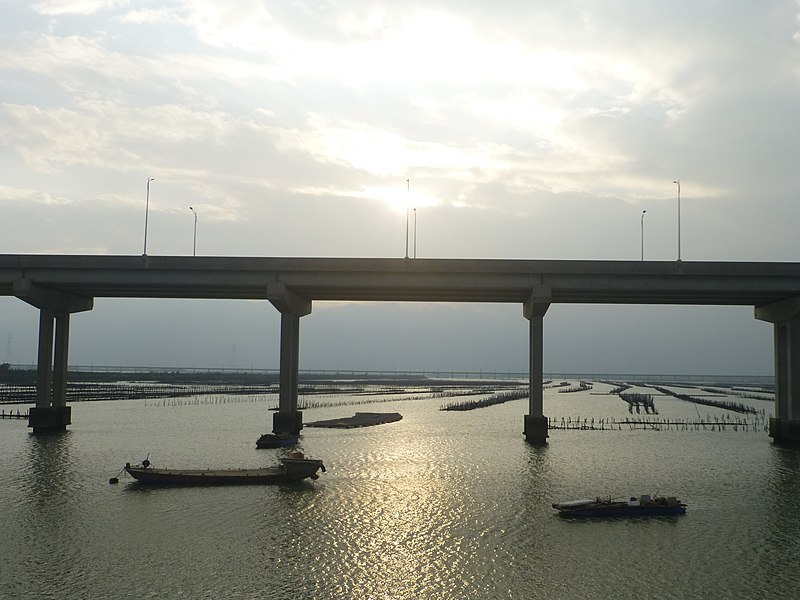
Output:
[[552, 494, 687, 517], [255, 433, 300, 449], [123, 454, 325, 485]]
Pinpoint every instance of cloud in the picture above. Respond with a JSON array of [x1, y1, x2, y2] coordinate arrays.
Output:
[[33, 0, 129, 16], [0, 184, 75, 206], [174, 0, 281, 52]]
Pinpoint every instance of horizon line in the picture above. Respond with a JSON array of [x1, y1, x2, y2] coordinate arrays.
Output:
[[1, 363, 774, 382]]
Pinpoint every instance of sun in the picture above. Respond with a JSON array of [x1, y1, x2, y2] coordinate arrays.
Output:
[[353, 183, 441, 214]]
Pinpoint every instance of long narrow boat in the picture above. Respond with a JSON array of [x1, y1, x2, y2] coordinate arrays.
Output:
[[123, 455, 325, 485], [552, 494, 687, 517]]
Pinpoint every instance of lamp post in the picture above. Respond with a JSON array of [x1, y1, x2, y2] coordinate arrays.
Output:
[[405, 179, 410, 259], [413, 207, 417, 259], [143, 177, 154, 255], [188, 206, 197, 256], [673, 179, 681, 261], [640, 210, 646, 261]]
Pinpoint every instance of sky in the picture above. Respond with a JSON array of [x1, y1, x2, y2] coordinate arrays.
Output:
[[2, 0, 798, 376]]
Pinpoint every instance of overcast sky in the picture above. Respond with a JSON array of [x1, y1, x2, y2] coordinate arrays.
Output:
[[2, 0, 797, 376]]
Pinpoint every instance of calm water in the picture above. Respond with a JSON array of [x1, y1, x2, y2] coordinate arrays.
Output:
[[1, 382, 799, 599]]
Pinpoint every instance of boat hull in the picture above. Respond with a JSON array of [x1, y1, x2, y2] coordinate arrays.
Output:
[[123, 458, 325, 485], [255, 434, 299, 449], [553, 495, 687, 518], [557, 505, 687, 518]]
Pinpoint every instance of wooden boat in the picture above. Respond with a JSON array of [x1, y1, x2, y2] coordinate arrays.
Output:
[[123, 454, 325, 485], [552, 494, 687, 517], [255, 433, 299, 449]]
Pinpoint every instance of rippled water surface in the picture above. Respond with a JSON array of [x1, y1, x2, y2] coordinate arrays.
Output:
[[2, 383, 799, 599]]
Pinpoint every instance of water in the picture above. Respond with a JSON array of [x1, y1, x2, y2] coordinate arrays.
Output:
[[1, 383, 799, 599]]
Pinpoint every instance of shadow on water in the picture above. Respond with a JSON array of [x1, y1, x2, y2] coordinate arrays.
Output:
[[13, 432, 92, 597], [767, 444, 800, 504], [522, 439, 550, 471], [758, 444, 800, 592], [23, 432, 84, 542], [519, 440, 554, 515], [25, 430, 79, 505]]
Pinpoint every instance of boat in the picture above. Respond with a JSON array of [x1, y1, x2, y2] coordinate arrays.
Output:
[[552, 494, 687, 517], [122, 454, 325, 485], [255, 433, 300, 448]]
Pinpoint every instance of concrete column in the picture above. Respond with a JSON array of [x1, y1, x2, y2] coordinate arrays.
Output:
[[274, 312, 303, 434], [14, 279, 91, 434], [768, 319, 800, 443], [29, 308, 72, 433], [53, 312, 70, 407], [35, 309, 55, 409], [267, 282, 311, 436], [523, 287, 551, 444], [755, 298, 800, 445]]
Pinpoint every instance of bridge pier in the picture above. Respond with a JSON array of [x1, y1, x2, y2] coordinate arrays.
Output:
[[756, 298, 800, 445], [13, 279, 93, 433], [268, 283, 311, 436], [523, 287, 551, 444]]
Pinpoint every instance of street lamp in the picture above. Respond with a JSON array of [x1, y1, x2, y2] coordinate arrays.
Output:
[[188, 206, 197, 256], [641, 210, 646, 261], [405, 179, 410, 259], [143, 177, 154, 255], [673, 179, 681, 261], [413, 207, 417, 259]]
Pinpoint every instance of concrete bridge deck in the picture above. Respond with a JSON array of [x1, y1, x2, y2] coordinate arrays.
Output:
[[2, 254, 800, 305]]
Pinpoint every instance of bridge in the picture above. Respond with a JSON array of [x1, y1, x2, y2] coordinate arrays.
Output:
[[2, 254, 800, 444]]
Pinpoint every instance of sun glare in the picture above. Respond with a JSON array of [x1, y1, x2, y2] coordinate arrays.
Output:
[[354, 184, 441, 214]]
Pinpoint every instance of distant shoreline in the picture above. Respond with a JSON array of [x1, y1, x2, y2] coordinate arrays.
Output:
[[0, 363, 773, 387]]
